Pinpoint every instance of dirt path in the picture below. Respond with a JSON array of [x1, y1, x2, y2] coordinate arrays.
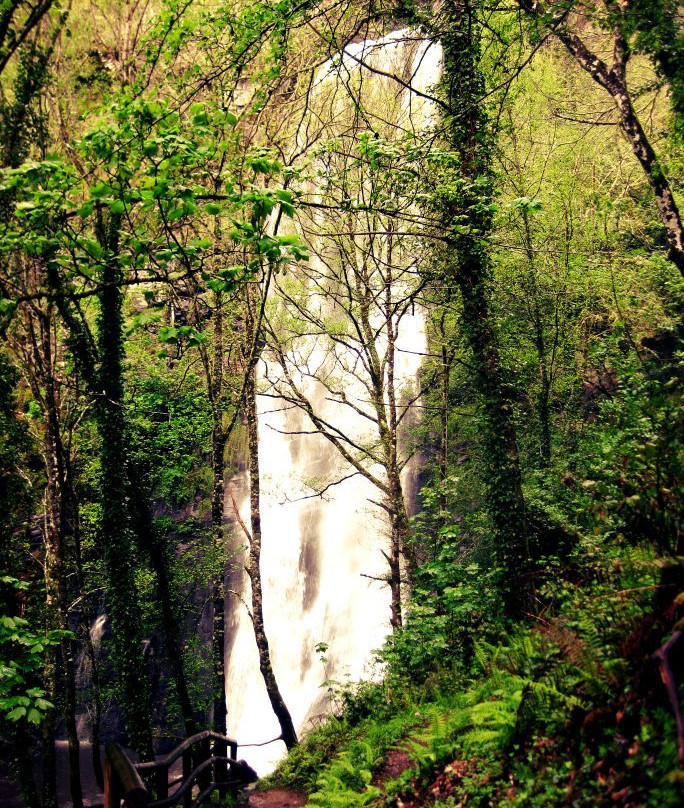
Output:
[[247, 787, 307, 807]]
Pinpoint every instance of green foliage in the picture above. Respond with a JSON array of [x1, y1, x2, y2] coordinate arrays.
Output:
[[0, 0, 683, 802], [569, 350, 683, 552], [273, 535, 680, 805], [267, 717, 352, 792], [382, 548, 504, 689], [128, 371, 212, 505], [0, 578, 64, 725], [0, 350, 33, 573]]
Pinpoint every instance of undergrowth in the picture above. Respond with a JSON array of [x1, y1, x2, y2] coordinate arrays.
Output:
[[266, 542, 683, 807]]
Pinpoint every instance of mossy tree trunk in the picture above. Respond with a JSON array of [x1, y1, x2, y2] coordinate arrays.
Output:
[[95, 211, 154, 757], [430, 0, 530, 615]]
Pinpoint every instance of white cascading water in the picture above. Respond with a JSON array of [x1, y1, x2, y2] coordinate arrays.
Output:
[[224, 30, 441, 775], [75, 613, 107, 740]]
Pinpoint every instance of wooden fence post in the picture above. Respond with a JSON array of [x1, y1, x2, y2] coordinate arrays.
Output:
[[103, 753, 120, 808], [213, 736, 228, 795], [155, 764, 168, 802], [182, 748, 192, 808], [104, 743, 150, 808]]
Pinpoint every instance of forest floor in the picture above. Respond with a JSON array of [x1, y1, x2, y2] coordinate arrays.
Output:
[[246, 786, 307, 807]]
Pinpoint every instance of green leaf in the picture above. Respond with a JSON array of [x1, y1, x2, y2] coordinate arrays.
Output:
[[77, 201, 95, 217], [276, 234, 301, 246], [90, 181, 112, 199], [159, 326, 179, 344]]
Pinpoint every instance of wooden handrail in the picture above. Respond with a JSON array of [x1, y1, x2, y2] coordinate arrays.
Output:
[[135, 731, 238, 772], [146, 757, 244, 808], [104, 742, 150, 808], [104, 732, 256, 808]]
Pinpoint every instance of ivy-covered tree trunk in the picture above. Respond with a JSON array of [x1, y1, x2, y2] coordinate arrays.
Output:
[[46, 247, 193, 749], [431, 0, 530, 615], [95, 212, 153, 757], [129, 488, 198, 737]]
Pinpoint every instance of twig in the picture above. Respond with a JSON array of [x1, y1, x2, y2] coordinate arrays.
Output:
[[653, 630, 684, 766], [229, 490, 252, 544]]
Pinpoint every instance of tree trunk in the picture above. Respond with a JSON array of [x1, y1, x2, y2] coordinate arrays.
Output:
[[40, 650, 57, 808], [386, 466, 409, 630], [520, 207, 553, 466], [243, 298, 298, 749], [15, 721, 40, 808], [95, 213, 153, 757], [208, 290, 227, 736], [25, 303, 83, 808], [434, 0, 530, 615], [81, 616, 104, 789], [558, 27, 684, 276], [71, 473, 105, 790], [129, 489, 198, 737]]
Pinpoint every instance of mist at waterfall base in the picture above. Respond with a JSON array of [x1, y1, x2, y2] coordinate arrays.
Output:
[[223, 30, 439, 776]]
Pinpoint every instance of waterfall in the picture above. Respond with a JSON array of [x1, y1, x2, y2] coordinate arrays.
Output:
[[224, 29, 440, 775], [75, 613, 107, 741]]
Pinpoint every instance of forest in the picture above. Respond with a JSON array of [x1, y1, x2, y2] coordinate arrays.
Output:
[[0, 0, 682, 806]]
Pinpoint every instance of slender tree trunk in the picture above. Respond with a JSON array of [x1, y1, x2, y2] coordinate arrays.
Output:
[[243, 295, 297, 749], [45, 333, 83, 808], [354, 253, 413, 627], [40, 645, 57, 808], [41, 510, 83, 808], [432, 310, 454, 532], [71, 484, 105, 790], [41, 428, 58, 808], [520, 209, 553, 466], [440, 343, 450, 496], [26, 305, 83, 808], [386, 467, 409, 630], [537, 365, 552, 466], [211, 445, 227, 736], [558, 28, 684, 276], [244, 365, 298, 749], [208, 291, 227, 736]]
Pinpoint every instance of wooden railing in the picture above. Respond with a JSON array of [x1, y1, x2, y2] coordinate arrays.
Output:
[[104, 732, 258, 808]]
